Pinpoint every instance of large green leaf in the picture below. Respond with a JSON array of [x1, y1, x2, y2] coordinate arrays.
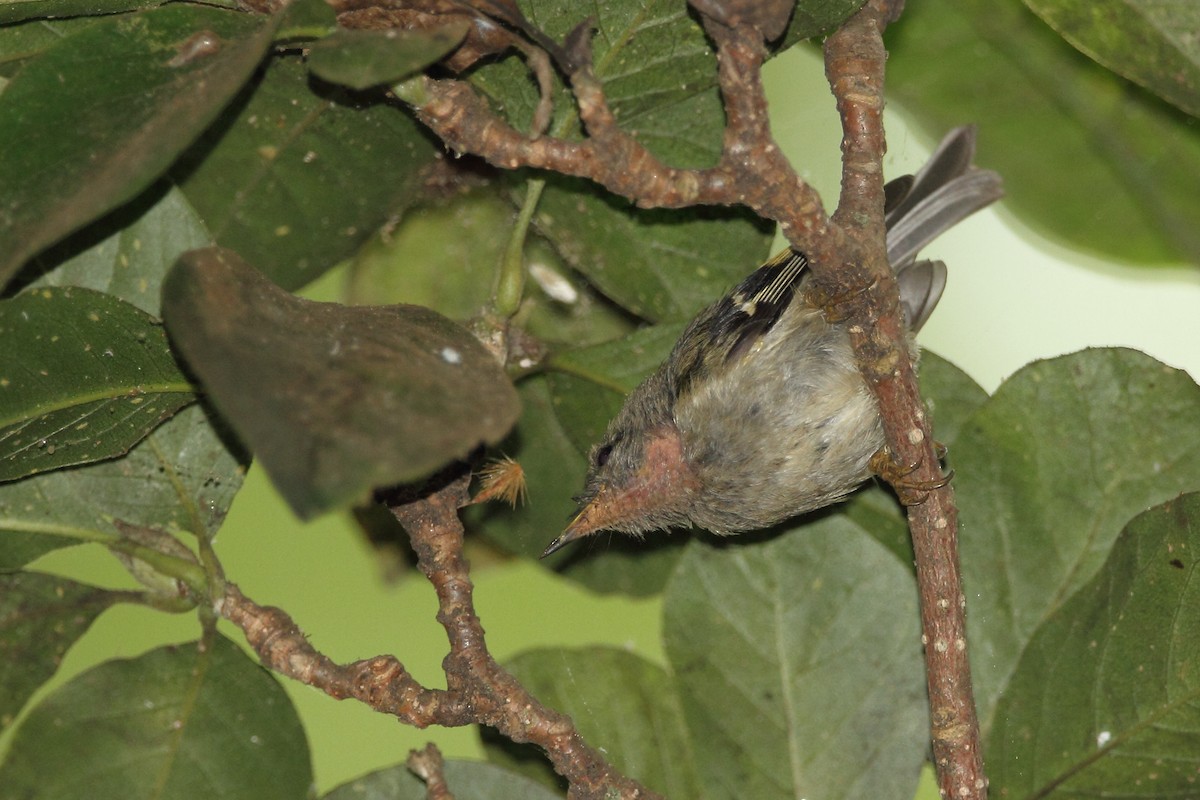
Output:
[[0, 573, 118, 732], [663, 517, 928, 800], [0, 635, 312, 800], [988, 492, 1200, 797], [323, 761, 561, 800], [1024, 0, 1200, 118], [172, 55, 438, 290], [483, 647, 702, 798], [0, 402, 247, 568], [0, 4, 277, 289], [0, 287, 195, 482], [953, 349, 1200, 736], [162, 247, 520, 519], [887, 0, 1200, 264]]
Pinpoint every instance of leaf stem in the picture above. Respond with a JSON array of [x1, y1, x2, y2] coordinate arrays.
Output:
[[494, 178, 545, 318]]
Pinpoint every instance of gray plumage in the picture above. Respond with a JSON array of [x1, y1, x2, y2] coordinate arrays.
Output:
[[543, 126, 1004, 556]]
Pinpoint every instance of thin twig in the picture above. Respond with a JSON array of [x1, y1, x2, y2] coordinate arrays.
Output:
[[215, 473, 661, 800]]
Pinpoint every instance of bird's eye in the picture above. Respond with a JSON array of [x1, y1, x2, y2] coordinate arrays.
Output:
[[594, 443, 614, 467]]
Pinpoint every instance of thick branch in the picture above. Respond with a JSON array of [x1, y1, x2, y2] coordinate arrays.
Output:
[[824, 2, 987, 799]]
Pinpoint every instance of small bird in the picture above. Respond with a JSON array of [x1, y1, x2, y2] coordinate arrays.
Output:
[[542, 127, 1004, 557]]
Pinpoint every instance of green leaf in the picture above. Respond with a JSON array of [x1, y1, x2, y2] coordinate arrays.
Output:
[[1024, 0, 1200, 118], [545, 322, 683, 452], [0, 0, 163, 25], [663, 518, 928, 800], [172, 54, 439, 290], [20, 185, 214, 316], [0, 4, 278, 290], [0, 635, 313, 800], [953, 349, 1200, 736], [988, 492, 1200, 797], [0, 402, 247, 568], [0, 573, 118, 731], [484, 647, 702, 798], [323, 760, 561, 800], [887, 0, 1200, 264], [537, 161, 775, 323], [0, 17, 104, 78], [162, 247, 520, 519], [0, 287, 195, 482], [468, 0, 777, 321], [308, 23, 470, 90]]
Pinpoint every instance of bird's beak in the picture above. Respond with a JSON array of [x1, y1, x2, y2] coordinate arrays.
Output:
[[541, 487, 612, 558]]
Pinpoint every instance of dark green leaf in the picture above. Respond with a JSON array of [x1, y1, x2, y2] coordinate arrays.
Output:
[[0, 403, 247, 568], [22, 185, 214, 316], [323, 760, 560, 800], [308, 23, 470, 90], [485, 647, 702, 798], [162, 247, 520, 518], [780, 0, 866, 42], [887, 0, 1200, 264], [663, 518, 927, 800], [0, 17, 104, 78], [0, 287, 195, 482], [1024, 0, 1200, 118], [0, 573, 117, 731], [0, 0, 162, 25], [172, 55, 439, 290], [988, 492, 1200, 796], [954, 349, 1200, 736], [0, 4, 277, 290], [0, 635, 313, 800]]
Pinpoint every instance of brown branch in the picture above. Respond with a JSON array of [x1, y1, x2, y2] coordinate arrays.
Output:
[[216, 473, 661, 800], [824, 2, 987, 799], [408, 743, 455, 800]]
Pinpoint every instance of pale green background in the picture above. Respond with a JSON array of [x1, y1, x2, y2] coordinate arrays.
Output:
[[9, 45, 1200, 799]]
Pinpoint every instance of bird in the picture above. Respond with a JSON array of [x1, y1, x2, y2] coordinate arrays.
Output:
[[542, 126, 1004, 557]]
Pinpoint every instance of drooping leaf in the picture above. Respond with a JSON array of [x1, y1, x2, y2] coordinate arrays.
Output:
[[0, 4, 278, 289], [483, 647, 702, 798], [953, 348, 1200, 736], [0, 286, 195, 482], [1023, 0, 1200, 118], [323, 760, 561, 800], [172, 54, 439, 290], [162, 247, 520, 519], [0, 403, 247, 568], [308, 23, 470, 90], [663, 517, 927, 800], [887, 0, 1200, 265], [22, 185, 214, 316], [988, 492, 1200, 797], [0, 573, 118, 731], [0, 635, 313, 800]]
